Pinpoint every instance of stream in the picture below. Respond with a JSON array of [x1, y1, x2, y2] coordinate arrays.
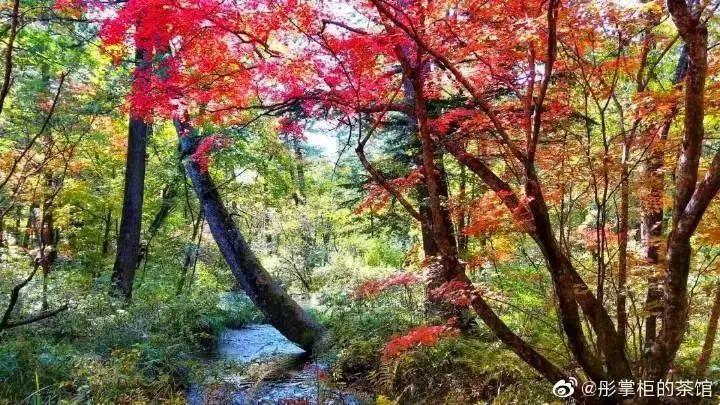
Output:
[[187, 324, 362, 404]]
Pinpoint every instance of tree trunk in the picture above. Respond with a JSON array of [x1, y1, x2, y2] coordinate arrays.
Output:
[[641, 45, 687, 356], [21, 203, 38, 249], [13, 206, 21, 244], [101, 208, 112, 256], [392, 51, 469, 325], [408, 65, 475, 331], [617, 155, 629, 345], [457, 164, 469, 256], [177, 210, 204, 295], [288, 137, 315, 286], [40, 173, 57, 311], [110, 48, 151, 300], [647, 0, 710, 380], [137, 181, 179, 280], [417, 182, 439, 257], [697, 279, 720, 378], [175, 118, 325, 351], [0, 0, 20, 117], [147, 183, 179, 239], [401, 69, 440, 260], [0, 216, 5, 248], [291, 136, 307, 205], [445, 141, 631, 382]]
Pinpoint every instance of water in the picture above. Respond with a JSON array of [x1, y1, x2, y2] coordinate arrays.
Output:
[[188, 325, 362, 404], [217, 325, 306, 363]]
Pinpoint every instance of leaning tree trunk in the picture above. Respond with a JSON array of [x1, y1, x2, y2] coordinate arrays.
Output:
[[136, 180, 180, 283], [110, 49, 151, 300], [175, 118, 325, 352]]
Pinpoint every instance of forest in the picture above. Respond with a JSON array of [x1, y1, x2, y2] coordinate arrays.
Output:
[[0, 0, 719, 403]]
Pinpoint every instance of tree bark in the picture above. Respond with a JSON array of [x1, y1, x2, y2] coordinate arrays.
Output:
[[147, 183, 179, 239], [291, 136, 307, 205], [646, 0, 710, 380], [175, 118, 325, 351], [406, 64, 477, 331], [0, 0, 20, 117], [642, 45, 687, 355], [110, 48, 151, 300]]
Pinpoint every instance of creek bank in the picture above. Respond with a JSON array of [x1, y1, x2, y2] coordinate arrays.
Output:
[[188, 324, 363, 404]]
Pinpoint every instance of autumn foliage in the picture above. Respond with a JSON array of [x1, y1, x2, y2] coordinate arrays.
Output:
[[31, 0, 720, 399], [382, 325, 458, 359], [353, 272, 420, 299]]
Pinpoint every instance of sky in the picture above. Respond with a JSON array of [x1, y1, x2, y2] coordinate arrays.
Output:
[[305, 121, 341, 161]]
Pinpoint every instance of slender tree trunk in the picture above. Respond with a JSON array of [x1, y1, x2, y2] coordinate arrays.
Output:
[[289, 137, 315, 285], [110, 49, 151, 300], [0, 0, 20, 117], [147, 183, 178, 239], [408, 65, 476, 331], [405, 61, 462, 280], [137, 181, 179, 276], [401, 70, 439, 260], [642, 46, 687, 356], [417, 182, 439, 257], [40, 173, 57, 311], [136, 183, 179, 286], [101, 208, 112, 256], [21, 203, 38, 249], [395, 54, 468, 325], [177, 210, 204, 296], [697, 279, 720, 378], [0, 216, 5, 248], [617, 155, 629, 345], [446, 141, 630, 382], [13, 205, 21, 244], [648, 0, 710, 380], [175, 118, 325, 351], [292, 136, 307, 203], [457, 164, 469, 256]]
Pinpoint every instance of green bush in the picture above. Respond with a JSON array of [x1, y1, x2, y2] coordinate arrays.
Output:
[[317, 282, 555, 404], [378, 336, 551, 404], [0, 272, 260, 404]]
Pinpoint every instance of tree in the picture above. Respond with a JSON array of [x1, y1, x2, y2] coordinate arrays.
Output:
[[65, 0, 720, 392], [174, 117, 325, 351], [271, 0, 720, 394], [96, 0, 327, 349], [110, 49, 151, 299]]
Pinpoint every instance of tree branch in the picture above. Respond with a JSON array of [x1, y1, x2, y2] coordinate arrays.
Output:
[[0, 0, 21, 117]]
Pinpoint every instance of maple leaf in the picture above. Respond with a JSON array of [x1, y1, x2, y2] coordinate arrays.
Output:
[[429, 281, 475, 308], [352, 272, 421, 299], [382, 325, 458, 359], [190, 135, 231, 173]]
